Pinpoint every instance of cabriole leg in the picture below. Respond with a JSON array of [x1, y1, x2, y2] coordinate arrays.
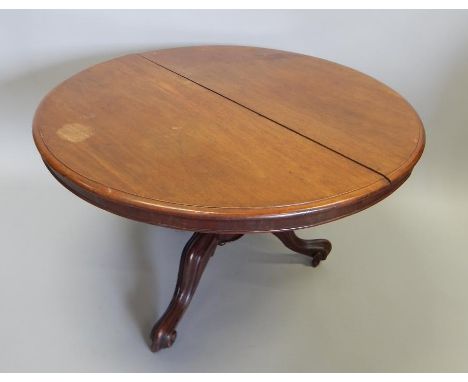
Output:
[[150, 232, 242, 352]]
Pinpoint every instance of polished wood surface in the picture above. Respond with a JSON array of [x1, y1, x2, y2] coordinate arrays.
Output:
[[143, 46, 424, 182], [33, 45, 425, 353], [33, 46, 424, 233]]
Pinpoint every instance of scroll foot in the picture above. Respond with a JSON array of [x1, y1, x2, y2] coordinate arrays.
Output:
[[273, 230, 332, 267]]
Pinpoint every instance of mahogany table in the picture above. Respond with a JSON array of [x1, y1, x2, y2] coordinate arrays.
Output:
[[33, 45, 425, 352]]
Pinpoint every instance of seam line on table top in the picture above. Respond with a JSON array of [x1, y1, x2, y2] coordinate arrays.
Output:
[[139, 54, 392, 184]]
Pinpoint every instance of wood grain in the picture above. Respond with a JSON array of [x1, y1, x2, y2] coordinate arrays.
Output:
[[33, 46, 425, 233], [143, 45, 425, 182]]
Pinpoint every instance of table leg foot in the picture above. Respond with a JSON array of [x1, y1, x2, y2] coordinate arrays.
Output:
[[273, 231, 332, 267], [150, 232, 242, 352]]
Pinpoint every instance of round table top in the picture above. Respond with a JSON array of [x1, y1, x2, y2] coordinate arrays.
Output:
[[33, 45, 425, 233]]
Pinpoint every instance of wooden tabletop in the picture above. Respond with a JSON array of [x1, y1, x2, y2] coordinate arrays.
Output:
[[33, 46, 425, 233]]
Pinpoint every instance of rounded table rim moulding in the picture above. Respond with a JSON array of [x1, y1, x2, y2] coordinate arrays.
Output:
[[33, 132, 414, 233], [37, 158, 411, 233]]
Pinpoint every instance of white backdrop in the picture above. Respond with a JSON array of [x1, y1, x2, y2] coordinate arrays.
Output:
[[1, 10, 468, 371]]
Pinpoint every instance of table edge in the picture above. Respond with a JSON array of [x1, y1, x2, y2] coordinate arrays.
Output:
[[35, 120, 414, 232]]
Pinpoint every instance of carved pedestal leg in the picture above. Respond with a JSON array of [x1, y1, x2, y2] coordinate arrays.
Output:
[[150, 232, 242, 352], [273, 231, 332, 267]]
